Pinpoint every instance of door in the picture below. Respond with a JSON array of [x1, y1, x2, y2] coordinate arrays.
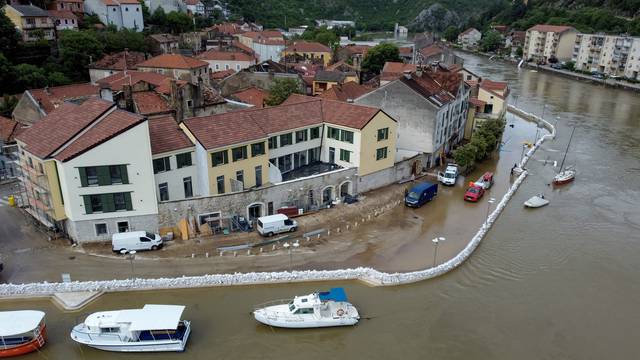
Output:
[[139, 236, 151, 250], [329, 147, 335, 164]]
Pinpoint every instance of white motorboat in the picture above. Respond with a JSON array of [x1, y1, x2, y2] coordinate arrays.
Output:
[[253, 287, 360, 328], [70, 305, 190, 352], [524, 194, 549, 208]]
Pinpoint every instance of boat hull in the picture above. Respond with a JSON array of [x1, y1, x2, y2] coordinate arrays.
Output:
[[0, 325, 46, 358], [553, 176, 575, 185], [70, 322, 190, 353], [254, 314, 359, 329]]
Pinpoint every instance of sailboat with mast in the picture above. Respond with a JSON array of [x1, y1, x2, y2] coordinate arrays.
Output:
[[553, 126, 577, 185]]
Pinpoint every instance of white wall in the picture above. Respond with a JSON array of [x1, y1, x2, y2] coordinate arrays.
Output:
[[120, 4, 143, 31], [195, 142, 210, 196], [251, 42, 285, 62], [205, 59, 252, 72], [322, 125, 361, 170], [57, 121, 158, 222], [153, 148, 199, 201]]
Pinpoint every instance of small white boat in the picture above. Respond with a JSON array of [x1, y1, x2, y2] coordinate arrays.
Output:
[[253, 287, 359, 328], [70, 305, 190, 352], [524, 194, 549, 208], [553, 169, 576, 185]]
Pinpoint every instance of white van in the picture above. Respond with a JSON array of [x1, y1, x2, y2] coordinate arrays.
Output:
[[438, 163, 459, 186], [112, 231, 163, 252], [256, 214, 298, 236]]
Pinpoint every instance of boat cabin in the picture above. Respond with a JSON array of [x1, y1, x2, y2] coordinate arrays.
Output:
[[0, 310, 46, 357]]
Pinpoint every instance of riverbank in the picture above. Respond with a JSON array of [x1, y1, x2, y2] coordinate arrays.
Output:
[[522, 63, 640, 93], [0, 106, 555, 309]]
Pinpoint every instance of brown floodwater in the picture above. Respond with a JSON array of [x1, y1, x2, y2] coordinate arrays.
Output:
[[2, 53, 640, 359]]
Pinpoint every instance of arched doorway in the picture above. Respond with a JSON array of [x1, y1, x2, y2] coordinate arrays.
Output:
[[322, 186, 334, 205], [339, 181, 352, 198], [246, 202, 264, 222]]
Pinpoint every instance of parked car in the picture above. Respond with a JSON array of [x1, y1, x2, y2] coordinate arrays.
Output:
[[438, 163, 459, 186], [591, 71, 605, 80], [112, 231, 163, 252], [405, 182, 438, 208], [257, 214, 298, 236], [550, 63, 563, 70], [464, 184, 485, 202], [474, 172, 495, 189]]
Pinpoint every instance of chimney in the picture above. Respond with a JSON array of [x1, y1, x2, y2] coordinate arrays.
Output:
[[416, 65, 423, 77], [170, 79, 184, 123], [123, 84, 134, 112], [403, 70, 412, 79], [99, 83, 113, 102]]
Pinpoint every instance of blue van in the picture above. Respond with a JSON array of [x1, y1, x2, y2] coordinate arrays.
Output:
[[405, 182, 438, 208]]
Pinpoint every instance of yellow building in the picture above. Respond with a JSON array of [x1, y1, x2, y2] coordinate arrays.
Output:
[[2, 4, 56, 42], [283, 41, 333, 66], [312, 70, 346, 95], [182, 94, 398, 196], [477, 79, 509, 119]]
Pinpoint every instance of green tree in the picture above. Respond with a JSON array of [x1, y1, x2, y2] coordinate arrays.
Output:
[[99, 29, 147, 53], [480, 30, 503, 52], [149, 7, 167, 28], [361, 43, 401, 75], [564, 60, 575, 71], [443, 26, 460, 42], [139, 0, 151, 20], [265, 78, 302, 106], [166, 11, 192, 34], [515, 46, 523, 58], [453, 144, 477, 168], [0, 54, 15, 95], [0, 94, 19, 117], [0, 9, 20, 54], [47, 72, 72, 86], [14, 64, 48, 89], [58, 30, 104, 80]]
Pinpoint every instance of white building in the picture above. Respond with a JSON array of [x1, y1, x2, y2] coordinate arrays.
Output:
[[251, 38, 286, 62], [572, 33, 640, 79], [183, 0, 204, 16], [84, 0, 144, 32], [315, 19, 355, 29], [523, 24, 577, 63], [15, 98, 158, 242], [458, 28, 481, 50], [49, 10, 79, 31], [197, 50, 256, 72]]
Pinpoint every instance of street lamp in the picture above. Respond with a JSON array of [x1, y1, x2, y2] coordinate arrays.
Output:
[[485, 198, 496, 225], [431, 237, 445, 267], [283, 242, 299, 271], [120, 249, 136, 279]]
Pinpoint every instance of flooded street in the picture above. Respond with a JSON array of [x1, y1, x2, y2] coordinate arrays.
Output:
[[3, 53, 640, 359]]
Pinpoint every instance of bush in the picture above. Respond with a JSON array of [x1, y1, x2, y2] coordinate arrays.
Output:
[[453, 118, 505, 168]]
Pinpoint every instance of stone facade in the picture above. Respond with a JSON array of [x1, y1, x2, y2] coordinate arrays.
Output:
[[65, 214, 159, 243]]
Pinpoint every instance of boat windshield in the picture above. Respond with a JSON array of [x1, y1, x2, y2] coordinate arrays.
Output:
[[407, 192, 419, 200], [288, 302, 295, 312]]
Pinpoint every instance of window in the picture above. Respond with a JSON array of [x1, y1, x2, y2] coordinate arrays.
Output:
[[235, 170, 244, 188], [136, 7, 139, 11], [268, 136, 278, 149], [211, 150, 228, 166], [183, 177, 193, 198], [255, 165, 262, 187], [377, 127, 389, 141], [310, 126, 321, 139], [117, 221, 129, 233], [95, 223, 108, 236], [329, 147, 335, 163], [251, 142, 265, 157], [90, 194, 103, 212], [176, 152, 192, 168], [215, 64, 220, 70], [295, 129, 308, 143], [340, 149, 351, 163], [294, 150, 307, 168], [112, 7, 116, 11], [232, 146, 247, 161], [113, 192, 126, 210], [125, 6, 128, 11], [278, 155, 292, 172], [340, 130, 354, 144], [308, 147, 321, 162], [159, 183, 169, 201], [236, 64, 240, 71], [279, 133, 293, 146], [225, 64, 229, 70], [38, 163, 44, 174], [153, 157, 171, 173], [187, 99, 193, 107], [109, 165, 123, 184], [328, 127, 340, 140], [216, 175, 225, 194], [376, 147, 388, 160], [85, 166, 98, 186]]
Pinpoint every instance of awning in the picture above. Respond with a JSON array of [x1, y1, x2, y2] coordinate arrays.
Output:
[[319, 288, 348, 302], [0, 311, 45, 336], [121, 305, 185, 331]]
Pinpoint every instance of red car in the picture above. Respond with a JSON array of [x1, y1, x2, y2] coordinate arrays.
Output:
[[464, 185, 485, 202]]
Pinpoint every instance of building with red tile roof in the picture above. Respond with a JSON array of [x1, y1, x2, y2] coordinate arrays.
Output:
[[12, 83, 100, 125], [136, 54, 210, 85], [318, 82, 373, 102], [89, 51, 146, 83], [15, 98, 160, 241], [230, 87, 269, 108], [197, 50, 257, 73], [380, 62, 417, 84], [132, 91, 172, 117], [283, 41, 333, 65], [148, 115, 193, 155]]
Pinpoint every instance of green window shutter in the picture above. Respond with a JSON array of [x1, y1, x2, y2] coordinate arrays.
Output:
[[124, 193, 133, 211], [102, 193, 115, 212], [83, 195, 92, 214], [79, 168, 88, 187], [97, 166, 111, 186], [120, 165, 129, 184]]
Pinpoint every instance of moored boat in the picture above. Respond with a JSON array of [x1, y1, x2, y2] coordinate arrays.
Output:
[[553, 127, 577, 186], [253, 287, 360, 328], [0, 311, 46, 358], [70, 304, 190, 352], [524, 194, 550, 208]]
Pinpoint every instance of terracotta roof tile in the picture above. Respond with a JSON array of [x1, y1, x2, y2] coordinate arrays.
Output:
[[148, 115, 193, 155], [528, 24, 575, 33], [319, 82, 373, 102], [399, 47, 412, 55], [284, 41, 331, 53], [469, 97, 486, 107], [241, 30, 283, 40], [398, 69, 462, 106], [460, 27, 479, 36], [341, 44, 370, 55], [197, 50, 254, 62], [231, 87, 268, 108], [136, 54, 208, 70], [48, 10, 77, 19], [206, 23, 245, 35], [90, 51, 145, 71], [210, 69, 236, 80], [98, 71, 174, 90], [183, 111, 268, 150], [419, 45, 444, 58], [381, 62, 416, 82], [16, 99, 114, 158], [132, 91, 172, 115], [149, 33, 179, 43], [28, 83, 100, 114], [154, 78, 188, 95], [55, 107, 145, 162]]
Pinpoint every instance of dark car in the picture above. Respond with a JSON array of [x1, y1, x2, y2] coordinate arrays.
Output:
[[591, 71, 605, 79], [550, 63, 564, 70]]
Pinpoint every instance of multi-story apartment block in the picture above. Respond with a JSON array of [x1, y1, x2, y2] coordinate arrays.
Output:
[[572, 33, 640, 79], [524, 24, 578, 63], [15, 99, 158, 242], [48, 0, 84, 13], [84, 0, 144, 31], [181, 97, 397, 198], [458, 28, 482, 50], [2, 4, 55, 42]]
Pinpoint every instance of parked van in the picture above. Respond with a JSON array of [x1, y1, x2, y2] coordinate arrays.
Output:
[[257, 214, 298, 236], [112, 231, 163, 252], [438, 163, 459, 186], [405, 182, 438, 208]]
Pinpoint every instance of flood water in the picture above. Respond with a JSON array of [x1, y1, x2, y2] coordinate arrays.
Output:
[[3, 53, 640, 359]]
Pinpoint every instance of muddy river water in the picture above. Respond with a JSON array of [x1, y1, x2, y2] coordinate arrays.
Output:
[[2, 53, 640, 359]]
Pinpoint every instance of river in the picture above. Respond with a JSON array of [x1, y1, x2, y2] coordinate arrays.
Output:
[[2, 53, 640, 359]]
